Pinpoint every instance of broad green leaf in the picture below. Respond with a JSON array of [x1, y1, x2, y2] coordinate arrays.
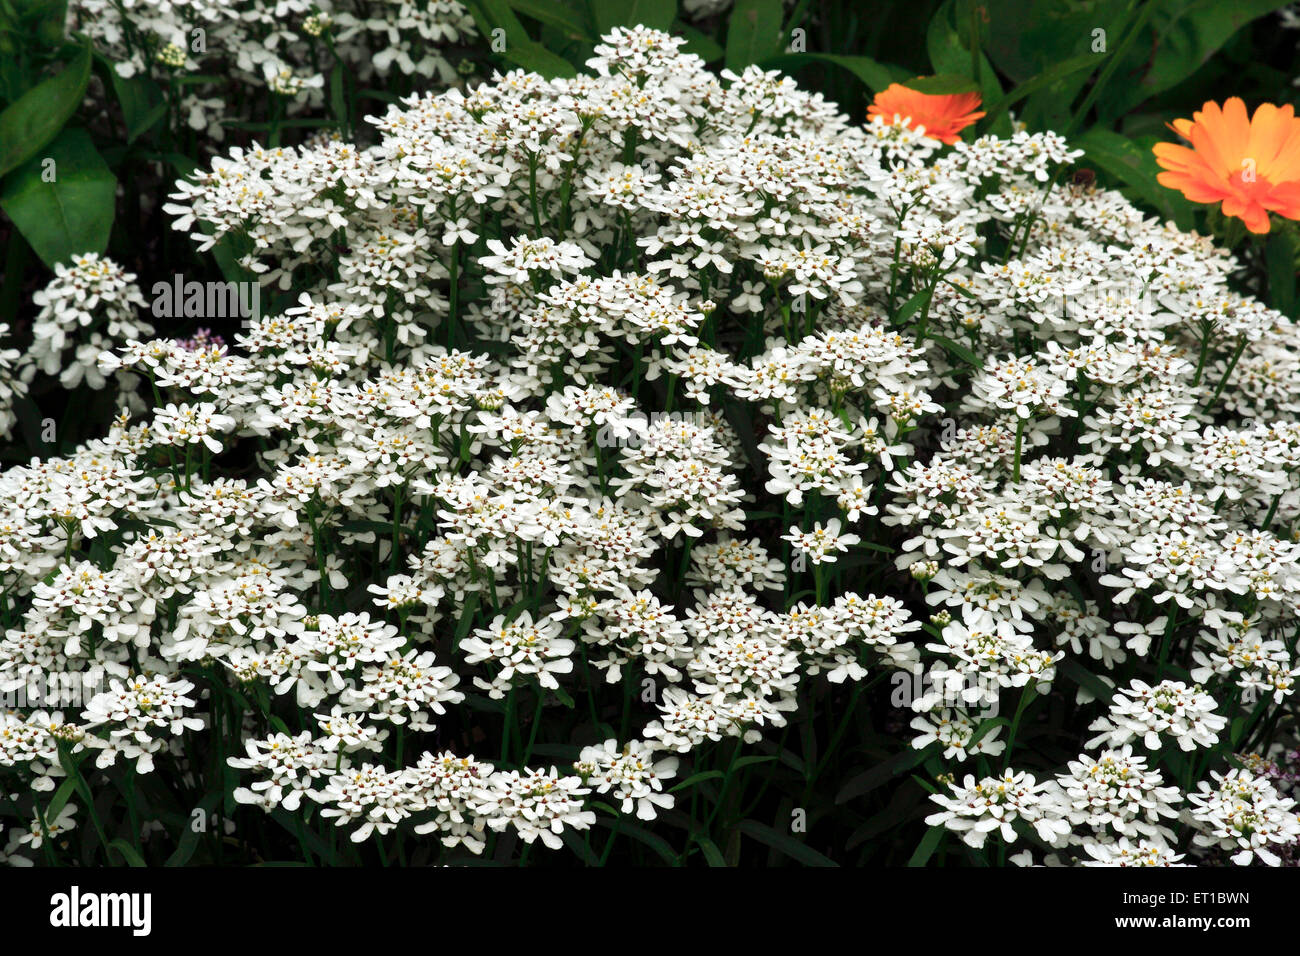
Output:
[[983, 0, 1128, 83], [923, 0, 1008, 134], [895, 288, 933, 325], [591, 0, 675, 34], [675, 23, 724, 62], [725, 0, 785, 71], [1098, 0, 1292, 121], [467, 0, 578, 77], [499, 41, 580, 77], [510, 0, 593, 39], [926, 0, 972, 77], [0, 42, 90, 178], [0, 127, 116, 268], [902, 73, 979, 95], [760, 52, 909, 93], [980, 52, 1101, 125], [1266, 226, 1299, 318], [95, 52, 166, 143], [452, 592, 482, 648]]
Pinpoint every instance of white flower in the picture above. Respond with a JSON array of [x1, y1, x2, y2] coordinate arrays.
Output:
[[783, 518, 860, 565], [575, 739, 678, 821], [1086, 679, 1226, 751], [926, 769, 1070, 849], [1186, 768, 1300, 866]]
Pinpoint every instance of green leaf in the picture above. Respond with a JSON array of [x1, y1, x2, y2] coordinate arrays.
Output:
[[669, 769, 724, 793], [0, 41, 90, 178], [1059, 657, 1114, 705], [910, 772, 939, 794], [43, 777, 79, 826], [983, 0, 1128, 83], [0, 127, 116, 268], [510, 0, 593, 39], [599, 817, 679, 864], [979, 52, 1101, 125], [931, 334, 983, 369], [836, 747, 926, 803], [737, 820, 838, 866], [725, 0, 785, 71], [454, 592, 481, 641], [902, 73, 979, 95], [467, 0, 578, 77], [920, 0, 1008, 134], [330, 62, 348, 135], [693, 833, 728, 866], [759, 52, 909, 93], [1098, 0, 1292, 121], [591, 0, 675, 34], [100, 60, 165, 143], [500, 42, 580, 77], [926, 0, 971, 77], [272, 808, 339, 864], [894, 288, 933, 325], [1229, 715, 1247, 748], [906, 825, 946, 867], [942, 277, 978, 298], [109, 839, 147, 867], [674, 24, 724, 63], [165, 792, 221, 866], [846, 781, 930, 848], [1266, 227, 1299, 318]]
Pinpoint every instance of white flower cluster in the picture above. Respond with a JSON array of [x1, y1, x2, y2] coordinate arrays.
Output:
[[26, 254, 154, 392], [69, 0, 475, 141], [0, 323, 24, 439], [1086, 678, 1227, 751], [3, 26, 1300, 866]]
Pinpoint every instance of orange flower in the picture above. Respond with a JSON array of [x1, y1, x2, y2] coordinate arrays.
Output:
[[1153, 98, 1300, 234], [866, 83, 985, 145]]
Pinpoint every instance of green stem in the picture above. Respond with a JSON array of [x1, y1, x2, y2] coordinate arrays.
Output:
[[1012, 417, 1025, 482], [1205, 335, 1247, 412]]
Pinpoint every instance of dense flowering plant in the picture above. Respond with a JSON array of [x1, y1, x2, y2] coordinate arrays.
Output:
[[1, 25, 1299, 867], [70, 0, 476, 143]]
